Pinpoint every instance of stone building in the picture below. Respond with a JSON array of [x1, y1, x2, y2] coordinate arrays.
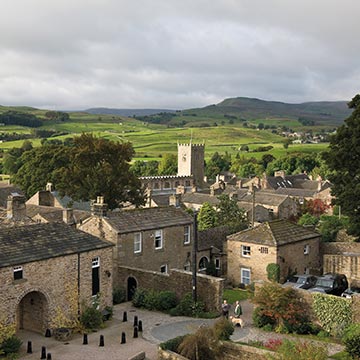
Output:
[[226, 219, 321, 285], [78, 199, 194, 297], [0, 222, 113, 333]]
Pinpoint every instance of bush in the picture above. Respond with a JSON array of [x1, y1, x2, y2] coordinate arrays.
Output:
[[159, 335, 186, 351], [213, 318, 234, 340], [0, 335, 22, 355], [157, 291, 178, 311], [342, 324, 360, 359], [252, 307, 275, 329], [80, 307, 103, 330], [132, 288, 178, 312], [169, 293, 205, 317], [132, 288, 148, 308], [113, 287, 126, 304], [266, 263, 280, 282]]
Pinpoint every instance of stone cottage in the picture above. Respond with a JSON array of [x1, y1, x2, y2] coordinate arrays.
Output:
[[0, 222, 113, 334], [226, 219, 321, 285]]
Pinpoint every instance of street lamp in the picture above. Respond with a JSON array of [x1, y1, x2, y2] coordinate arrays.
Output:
[[192, 210, 198, 303]]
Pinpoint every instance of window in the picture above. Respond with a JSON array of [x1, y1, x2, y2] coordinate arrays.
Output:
[[185, 180, 191, 187], [184, 225, 190, 244], [134, 233, 142, 253], [184, 261, 191, 271], [164, 181, 171, 189], [215, 258, 221, 270], [199, 257, 209, 271], [260, 247, 268, 254], [160, 264, 168, 273], [155, 230, 163, 249], [92, 256, 100, 296], [241, 268, 251, 285], [154, 182, 160, 189], [241, 245, 251, 257], [13, 266, 23, 280], [304, 244, 310, 255]]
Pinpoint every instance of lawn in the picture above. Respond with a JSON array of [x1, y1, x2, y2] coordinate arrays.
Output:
[[223, 288, 251, 304]]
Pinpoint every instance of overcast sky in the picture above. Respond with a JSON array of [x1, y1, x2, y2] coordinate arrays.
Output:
[[0, 0, 359, 110]]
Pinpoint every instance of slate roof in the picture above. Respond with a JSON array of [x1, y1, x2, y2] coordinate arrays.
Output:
[[198, 226, 230, 252], [181, 193, 220, 206], [238, 191, 288, 206], [275, 188, 317, 198], [52, 191, 91, 211], [105, 207, 193, 234], [0, 222, 113, 268], [228, 219, 320, 246], [0, 184, 24, 208]]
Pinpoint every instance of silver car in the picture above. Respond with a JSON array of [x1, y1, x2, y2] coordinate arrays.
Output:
[[283, 275, 318, 290]]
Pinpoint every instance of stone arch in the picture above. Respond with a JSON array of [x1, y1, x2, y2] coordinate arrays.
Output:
[[199, 256, 209, 271], [127, 276, 138, 301], [16, 289, 50, 334]]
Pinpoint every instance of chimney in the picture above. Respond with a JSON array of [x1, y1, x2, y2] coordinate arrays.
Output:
[[91, 196, 108, 217], [169, 194, 181, 208], [191, 185, 197, 193], [63, 208, 74, 225], [46, 182, 53, 192], [7, 193, 26, 220], [236, 179, 243, 189], [176, 185, 186, 195]]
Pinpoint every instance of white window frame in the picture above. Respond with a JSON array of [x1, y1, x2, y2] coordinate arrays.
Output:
[[155, 229, 163, 249], [241, 268, 251, 285], [304, 244, 310, 255], [215, 258, 221, 270], [184, 225, 191, 244], [160, 264, 168, 273], [184, 261, 191, 271], [92, 256, 100, 268], [241, 245, 251, 257], [13, 266, 23, 280], [134, 232, 142, 253]]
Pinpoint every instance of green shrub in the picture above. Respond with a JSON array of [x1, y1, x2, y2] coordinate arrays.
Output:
[[157, 291, 178, 311], [252, 307, 275, 329], [113, 287, 126, 304], [169, 293, 205, 317], [0, 335, 22, 355], [80, 307, 103, 330], [132, 288, 148, 308], [159, 335, 186, 351], [342, 323, 360, 359], [266, 263, 280, 282], [144, 289, 160, 310], [213, 317, 234, 340]]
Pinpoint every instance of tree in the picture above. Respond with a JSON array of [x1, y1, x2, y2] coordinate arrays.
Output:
[[158, 153, 177, 175], [197, 202, 217, 230], [13, 134, 144, 209], [130, 160, 159, 177], [216, 194, 247, 232], [323, 94, 360, 239]]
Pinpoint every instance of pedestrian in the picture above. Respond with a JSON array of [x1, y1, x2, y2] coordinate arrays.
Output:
[[221, 299, 230, 318], [234, 300, 242, 318]]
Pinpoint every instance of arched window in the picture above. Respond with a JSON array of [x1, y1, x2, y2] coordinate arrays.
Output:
[[198, 257, 209, 271]]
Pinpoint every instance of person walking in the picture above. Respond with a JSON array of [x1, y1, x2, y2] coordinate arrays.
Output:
[[221, 299, 230, 318], [234, 300, 242, 318]]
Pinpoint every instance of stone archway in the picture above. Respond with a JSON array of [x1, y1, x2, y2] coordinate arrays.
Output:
[[127, 277, 137, 301], [17, 291, 49, 333]]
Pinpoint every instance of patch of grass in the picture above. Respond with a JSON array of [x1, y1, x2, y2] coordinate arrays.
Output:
[[223, 288, 250, 305], [329, 351, 352, 359]]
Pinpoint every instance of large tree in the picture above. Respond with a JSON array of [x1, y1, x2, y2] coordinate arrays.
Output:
[[323, 94, 360, 239], [13, 133, 144, 209]]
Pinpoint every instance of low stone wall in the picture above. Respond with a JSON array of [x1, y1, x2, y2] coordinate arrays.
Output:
[[158, 342, 271, 360], [118, 266, 224, 312]]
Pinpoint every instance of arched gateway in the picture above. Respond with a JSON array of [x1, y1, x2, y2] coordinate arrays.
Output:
[[127, 277, 137, 301]]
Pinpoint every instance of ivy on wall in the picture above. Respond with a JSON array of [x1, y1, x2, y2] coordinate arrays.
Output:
[[266, 263, 280, 283], [312, 293, 352, 336]]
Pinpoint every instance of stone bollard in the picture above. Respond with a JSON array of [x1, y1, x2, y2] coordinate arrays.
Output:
[[99, 335, 104, 347], [138, 320, 143, 332], [133, 315, 138, 327], [123, 311, 127, 322], [46, 353, 52, 360], [27, 341, 32, 354], [45, 329, 51, 338], [83, 333, 88, 345], [133, 326, 138, 338], [41, 346, 46, 359], [121, 332, 126, 344]]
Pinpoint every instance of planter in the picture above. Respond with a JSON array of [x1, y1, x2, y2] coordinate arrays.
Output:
[[53, 327, 73, 341]]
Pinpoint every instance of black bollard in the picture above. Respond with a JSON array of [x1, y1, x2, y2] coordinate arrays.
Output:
[[133, 325, 138, 338], [45, 329, 51, 338], [138, 320, 143, 332], [27, 341, 32, 354], [123, 311, 127, 322], [133, 315, 138, 327], [99, 334, 104, 347], [121, 332, 126, 344], [41, 346, 46, 359], [47, 354, 52, 360], [83, 333, 88, 345]]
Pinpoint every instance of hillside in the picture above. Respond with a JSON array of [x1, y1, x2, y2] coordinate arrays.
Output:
[[183, 97, 351, 126], [85, 107, 176, 117]]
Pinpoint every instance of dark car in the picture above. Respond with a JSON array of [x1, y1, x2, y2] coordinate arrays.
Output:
[[283, 275, 318, 290], [309, 273, 348, 296], [341, 287, 360, 299]]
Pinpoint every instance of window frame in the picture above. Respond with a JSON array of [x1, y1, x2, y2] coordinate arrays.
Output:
[[199, 256, 209, 271], [134, 232, 142, 254], [184, 225, 191, 245], [154, 229, 163, 249], [13, 266, 23, 281], [304, 244, 310, 255], [215, 258, 221, 270], [241, 245, 251, 257], [241, 267, 251, 285], [160, 264, 168, 273]]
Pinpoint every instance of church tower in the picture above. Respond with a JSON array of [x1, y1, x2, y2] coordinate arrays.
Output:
[[177, 142, 205, 187]]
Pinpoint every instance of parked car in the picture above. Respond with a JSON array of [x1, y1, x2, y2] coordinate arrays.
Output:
[[309, 273, 348, 296], [341, 287, 360, 299], [283, 274, 318, 290]]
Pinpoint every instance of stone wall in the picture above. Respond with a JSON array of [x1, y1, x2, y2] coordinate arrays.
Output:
[[0, 247, 113, 333], [117, 266, 223, 312]]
